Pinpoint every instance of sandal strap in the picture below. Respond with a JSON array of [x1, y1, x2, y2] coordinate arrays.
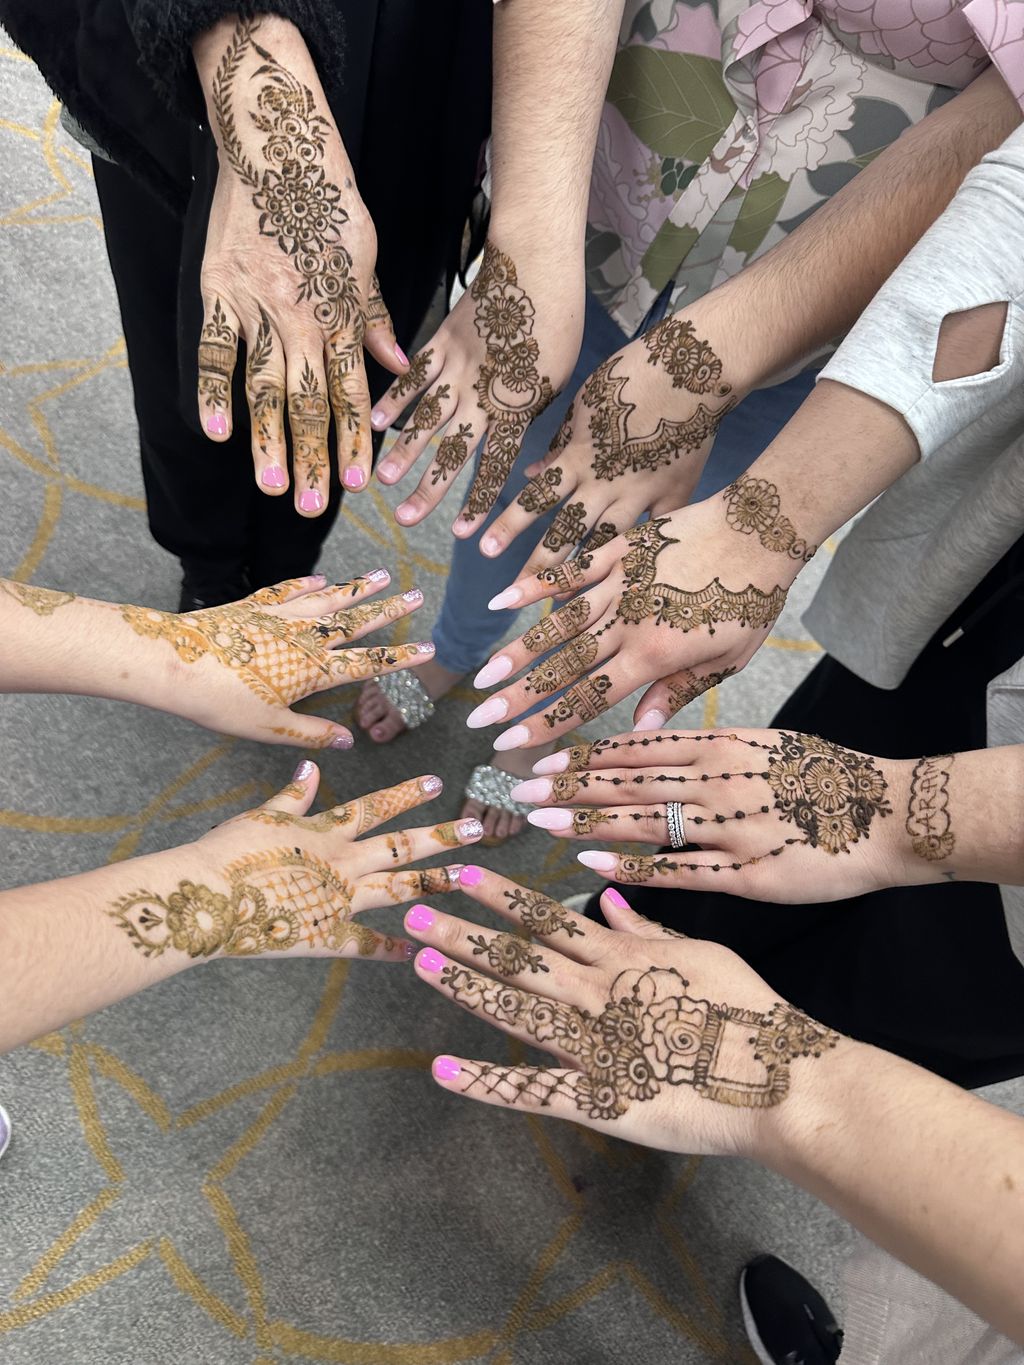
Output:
[[376, 669, 436, 729], [465, 764, 533, 816]]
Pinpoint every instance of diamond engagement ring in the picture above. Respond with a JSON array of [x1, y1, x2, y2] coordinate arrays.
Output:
[[666, 801, 687, 850]]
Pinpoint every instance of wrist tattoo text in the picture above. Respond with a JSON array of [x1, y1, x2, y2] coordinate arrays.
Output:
[[906, 754, 956, 863]]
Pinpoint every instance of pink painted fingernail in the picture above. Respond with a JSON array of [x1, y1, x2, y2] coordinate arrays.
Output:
[[511, 778, 552, 803], [343, 466, 366, 490], [636, 709, 668, 732], [578, 851, 618, 873], [377, 461, 400, 482], [480, 535, 500, 557], [459, 864, 484, 887], [366, 568, 389, 583], [394, 343, 409, 366], [421, 775, 443, 794], [528, 808, 574, 831], [261, 464, 287, 489], [418, 948, 446, 973], [604, 888, 630, 911], [466, 696, 509, 729], [456, 818, 485, 841], [433, 1055, 461, 1081], [299, 489, 324, 514], [474, 655, 513, 689], [371, 408, 388, 429], [329, 732, 354, 750], [292, 759, 315, 781], [406, 904, 435, 931], [493, 725, 531, 752], [206, 413, 228, 437], [488, 586, 523, 611], [402, 588, 423, 603], [532, 752, 570, 775]]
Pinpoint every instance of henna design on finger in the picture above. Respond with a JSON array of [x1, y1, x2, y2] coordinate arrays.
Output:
[[432, 423, 476, 485], [722, 476, 816, 562], [199, 298, 237, 418], [562, 741, 596, 772], [0, 582, 76, 614], [314, 591, 406, 642], [665, 666, 737, 714], [542, 501, 589, 553], [906, 754, 956, 863], [390, 348, 434, 403], [404, 384, 451, 443], [522, 599, 592, 653], [365, 273, 389, 328], [327, 332, 363, 440], [468, 931, 549, 976], [290, 361, 330, 488], [524, 634, 600, 694], [517, 466, 564, 515], [248, 307, 282, 456], [582, 522, 618, 555], [538, 562, 589, 595], [542, 674, 613, 728], [502, 886, 586, 939]]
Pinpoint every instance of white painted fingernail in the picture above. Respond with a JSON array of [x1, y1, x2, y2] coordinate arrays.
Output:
[[532, 752, 570, 775], [577, 851, 618, 872], [466, 696, 509, 728], [509, 777, 551, 802], [488, 586, 523, 611], [473, 655, 513, 689], [493, 724, 531, 752], [635, 709, 668, 732], [528, 808, 574, 830]]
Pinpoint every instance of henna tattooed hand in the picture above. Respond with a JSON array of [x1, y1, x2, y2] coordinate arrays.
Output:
[[509, 727, 926, 904], [193, 16, 408, 514], [367, 240, 584, 530], [404, 866, 842, 1156], [117, 571, 435, 750], [108, 765, 484, 964], [479, 310, 739, 571], [468, 503, 801, 749]]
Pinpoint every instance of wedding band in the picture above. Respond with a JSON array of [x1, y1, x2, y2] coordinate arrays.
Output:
[[666, 801, 687, 851]]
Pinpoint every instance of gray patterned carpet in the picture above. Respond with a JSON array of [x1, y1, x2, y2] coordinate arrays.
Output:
[[0, 44, 863, 1365]]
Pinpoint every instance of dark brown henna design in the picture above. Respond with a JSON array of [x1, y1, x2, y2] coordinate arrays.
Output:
[[404, 384, 451, 443], [906, 754, 956, 862], [766, 733, 892, 855], [503, 886, 586, 939], [390, 348, 434, 403], [517, 465, 565, 516], [365, 273, 389, 327], [248, 306, 281, 455], [432, 423, 476, 486], [722, 476, 815, 563], [524, 634, 600, 694], [542, 674, 612, 729], [643, 316, 731, 395], [289, 361, 330, 487], [542, 501, 589, 553], [522, 598, 592, 653], [199, 298, 237, 417], [468, 931, 549, 976], [326, 333, 362, 440], [665, 666, 736, 714], [538, 562, 589, 595], [562, 741, 596, 772]]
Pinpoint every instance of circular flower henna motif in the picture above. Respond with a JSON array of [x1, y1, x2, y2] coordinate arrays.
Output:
[[475, 284, 535, 345], [166, 882, 234, 958], [725, 477, 781, 534], [644, 318, 724, 394], [766, 733, 892, 855]]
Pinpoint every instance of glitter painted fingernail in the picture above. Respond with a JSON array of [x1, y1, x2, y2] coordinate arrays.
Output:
[[329, 733, 354, 750], [456, 818, 484, 841], [421, 775, 443, 794], [292, 760, 315, 781]]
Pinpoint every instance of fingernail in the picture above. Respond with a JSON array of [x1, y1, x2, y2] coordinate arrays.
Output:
[[261, 464, 287, 489], [299, 489, 324, 514], [311, 574, 328, 585], [421, 775, 443, 794], [404, 941, 417, 959], [528, 808, 574, 831], [433, 1055, 461, 1081], [366, 568, 389, 583], [480, 535, 500, 557], [377, 460, 400, 482], [578, 851, 618, 872], [329, 732, 354, 750], [447, 865, 465, 882], [394, 343, 409, 366], [206, 412, 228, 437], [532, 752, 570, 775], [456, 818, 485, 841], [413, 642, 435, 655], [488, 586, 523, 611], [292, 759, 315, 781], [466, 696, 509, 729], [418, 948, 446, 973], [406, 904, 435, 931], [604, 888, 630, 910], [458, 864, 484, 887], [371, 408, 388, 429], [511, 777, 552, 802], [636, 709, 668, 732], [473, 655, 513, 689], [343, 467, 366, 490], [494, 725, 531, 752], [402, 588, 423, 603], [452, 518, 475, 537], [395, 502, 417, 523]]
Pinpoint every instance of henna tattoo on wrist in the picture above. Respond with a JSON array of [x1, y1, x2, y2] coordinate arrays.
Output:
[[443, 963, 838, 1117], [461, 244, 555, 518], [404, 384, 451, 444], [110, 849, 393, 959], [432, 423, 476, 486], [199, 298, 237, 418], [468, 931, 549, 976], [906, 754, 956, 863], [722, 476, 815, 562], [390, 348, 433, 403], [522, 598, 592, 653], [1, 581, 76, 614]]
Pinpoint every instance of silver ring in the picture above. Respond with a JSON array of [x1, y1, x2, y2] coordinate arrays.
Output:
[[666, 801, 687, 850]]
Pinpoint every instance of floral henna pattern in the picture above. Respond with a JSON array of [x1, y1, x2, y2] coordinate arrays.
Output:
[[0, 581, 76, 615], [766, 733, 892, 855], [462, 244, 555, 518], [109, 849, 390, 959], [521, 598, 592, 653], [443, 963, 839, 1117], [468, 931, 549, 976], [524, 635, 600, 694], [289, 360, 330, 487], [906, 754, 956, 862], [722, 476, 815, 563], [665, 666, 737, 714], [503, 886, 585, 939], [542, 674, 613, 729], [517, 466, 563, 515], [199, 298, 237, 418], [390, 347, 434, 404], [643, 317, 729, 395], [432, 423, 476, 486], [404, 384, 451, 444], [248, 307, 281, 457], [542, 501, 589, 553]]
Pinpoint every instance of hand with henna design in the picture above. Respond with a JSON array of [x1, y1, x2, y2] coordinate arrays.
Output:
[[192, 16, 409, 515], [367, 240, 583, 530], [468, 501, 800, 749], [478, 308, 739, 571]]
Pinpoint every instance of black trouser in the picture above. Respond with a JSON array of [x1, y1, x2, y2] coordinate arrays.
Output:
[[593, 538, 1024, 1089]]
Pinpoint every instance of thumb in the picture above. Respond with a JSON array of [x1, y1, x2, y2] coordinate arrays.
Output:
[[362, 273, 407, 376], [599, 887, 680, 939]]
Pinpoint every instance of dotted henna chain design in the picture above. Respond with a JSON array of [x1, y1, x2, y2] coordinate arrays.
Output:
[[722, 476, 816, 562]]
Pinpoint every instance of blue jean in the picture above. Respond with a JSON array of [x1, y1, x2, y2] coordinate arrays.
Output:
[[432, 288, 818, 676]]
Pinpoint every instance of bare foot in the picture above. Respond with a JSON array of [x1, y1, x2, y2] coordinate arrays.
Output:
[[462, 741, 554, 842], [356, 658, 462, 743]]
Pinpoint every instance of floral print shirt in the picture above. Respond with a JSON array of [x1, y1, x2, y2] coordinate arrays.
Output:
[[587, 0, 1021, 332]]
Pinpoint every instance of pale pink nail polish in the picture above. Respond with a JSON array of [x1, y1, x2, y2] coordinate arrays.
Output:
[[511, 777, 552, 803], [493, 724, 531, 752], [636, 709, 668, 732], [604, 888, 630, 911], [395, 502, 416, 523], [292, 759, 315, 781], [418, 948, 446, 973], [456, 818, 485, 841], [480, 535, 500, 557], [371, 408, 388, 428], [488, 586, 523, 611], [377, 461, 399, 482], [329, 733, 354, 750], [466, 696, 509, 729], [528, 808, 574, 831], [261, 464, 287, 489], [394, 343, 410, 366], [433, 1055, 461, 1081], [474, 655, 513, 689], [532, 752, 570, 775], [406, 904, 435, 931], [459, 864, 484, 888], [299, 489, 324, 514], [343, 466, 366, 490], [366, 568, 389, 583], [421, 775, 443, 794], [206, 413, 228, 437], [578, 851, 618, 873]]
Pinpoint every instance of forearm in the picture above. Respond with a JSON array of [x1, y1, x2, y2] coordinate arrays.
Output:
[[490, 0, 624, 255], [765, 1040, 1024, 1342]]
